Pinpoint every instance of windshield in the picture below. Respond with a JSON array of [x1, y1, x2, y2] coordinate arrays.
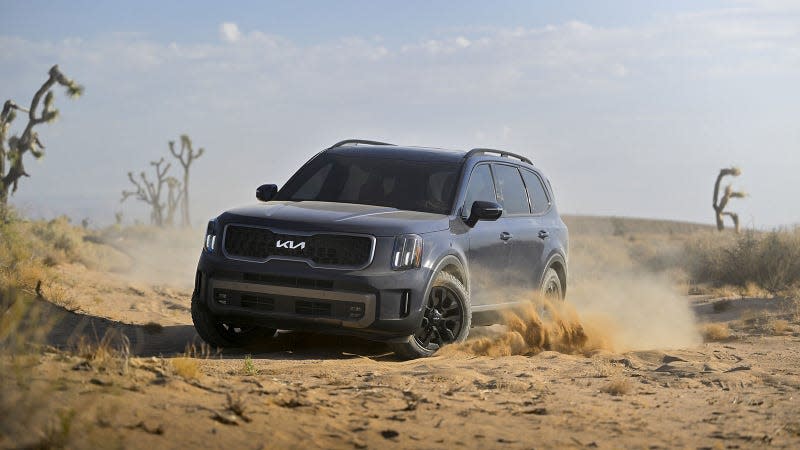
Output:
[[276, 153, 462, 215]]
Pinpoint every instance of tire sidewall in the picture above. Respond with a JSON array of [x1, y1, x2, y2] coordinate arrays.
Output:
[[394, 271, 472, 358]]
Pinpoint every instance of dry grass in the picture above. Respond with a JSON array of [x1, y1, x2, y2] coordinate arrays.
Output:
[[602, 377, 633, 396], [171, 357, 200, 380], [701, 323, 732, 341], [770, 319, 790, 335], [686, 228, 800, 293], [74, 329, 131, 375]]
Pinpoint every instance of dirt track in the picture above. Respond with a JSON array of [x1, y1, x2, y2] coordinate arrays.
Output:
[[6, 290, 799, 449], [4, 226, 800, 449]]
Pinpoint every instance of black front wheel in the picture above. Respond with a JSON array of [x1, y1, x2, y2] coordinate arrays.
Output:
[[390, 272, 471, 360], [191, 294, 276, 348]]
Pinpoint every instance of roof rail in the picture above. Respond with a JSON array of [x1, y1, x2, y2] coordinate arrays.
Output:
[[327, 139, 396, 149], [464, 148, 532, 165]]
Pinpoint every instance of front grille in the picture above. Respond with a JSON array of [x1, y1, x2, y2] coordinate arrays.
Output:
[[223, 225, 373, 268]]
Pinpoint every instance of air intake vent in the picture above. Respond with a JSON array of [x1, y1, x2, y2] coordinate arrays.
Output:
[[295, 300, 333, 317], [240, 295, 275, 311]]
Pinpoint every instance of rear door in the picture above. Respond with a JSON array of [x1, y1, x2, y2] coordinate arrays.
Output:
[[520, 168, 556, 286], [493, 164, 547, 296]]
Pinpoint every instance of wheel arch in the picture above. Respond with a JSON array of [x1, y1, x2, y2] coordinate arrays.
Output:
[[425, 254, 469, 298]]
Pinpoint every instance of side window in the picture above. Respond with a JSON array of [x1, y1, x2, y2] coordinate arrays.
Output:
[[521, 170, 551, 214], [493, 165, 530, 215], [462, 164, 496, 216]]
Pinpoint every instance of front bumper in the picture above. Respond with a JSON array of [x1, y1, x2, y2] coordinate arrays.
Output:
[[194, 239, 432, 341]]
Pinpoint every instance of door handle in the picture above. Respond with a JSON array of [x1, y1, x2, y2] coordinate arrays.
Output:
[[538, 230, 550, 240], [500, 232, 513, 241]]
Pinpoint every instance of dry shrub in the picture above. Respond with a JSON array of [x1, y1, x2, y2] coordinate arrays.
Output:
[[770, 319, 789, 334], [602, 377, 632, 396], [701, 323, 731, 341], [169, 343, 213, 380], [1, 288, 66, 444], [74, 329, 131, 374], [740, 309, 770, 327], [171, 357, 199, 380], [686, 228, 800, 293], [712, 299, 732, 313]]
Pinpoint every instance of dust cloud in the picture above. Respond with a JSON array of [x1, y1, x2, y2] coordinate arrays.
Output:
[[451, 273, 700, 357], [101, 227, 204, 290]]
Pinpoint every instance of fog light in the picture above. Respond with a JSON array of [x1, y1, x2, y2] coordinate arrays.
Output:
[[348, 303, 365, 319], [214, 291, 229, 304], [391, 234, 423, 270]]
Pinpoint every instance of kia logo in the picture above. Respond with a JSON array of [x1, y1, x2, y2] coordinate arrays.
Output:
[[276, 240, 306, 250]]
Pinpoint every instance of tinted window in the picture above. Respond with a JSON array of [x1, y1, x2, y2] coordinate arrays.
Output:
[[493, 165, 530, 215], [293, 162, 332, 200], [462, 164, 496, 217], [276, 154, 460, 215], [521, 170, 550, 214]]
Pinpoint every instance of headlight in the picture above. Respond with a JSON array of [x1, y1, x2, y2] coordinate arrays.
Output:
[[204, 220, 217, 253], [391, 234, 422, 270]]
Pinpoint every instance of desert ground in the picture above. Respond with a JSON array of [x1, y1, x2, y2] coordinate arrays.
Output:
[[2, 216, 800, 449]]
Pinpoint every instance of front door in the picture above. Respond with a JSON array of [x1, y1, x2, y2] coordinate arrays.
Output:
[[462, 164, 511, 307]]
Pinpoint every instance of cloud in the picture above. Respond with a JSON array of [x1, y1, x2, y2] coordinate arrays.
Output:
[[1, 2, 799, 227], [219, 22, 242, 43]]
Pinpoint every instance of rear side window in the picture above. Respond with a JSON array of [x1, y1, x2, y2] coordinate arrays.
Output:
[[462, 164, 496, 216], [521, 170, 551, 214], [493, 165, 530, 215]]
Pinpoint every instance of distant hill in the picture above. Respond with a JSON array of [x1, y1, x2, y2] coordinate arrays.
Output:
[[562, 215, 716, 236]]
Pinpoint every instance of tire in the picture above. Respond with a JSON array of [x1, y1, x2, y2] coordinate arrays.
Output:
[[390, 272, 472, 360], [535, 267, 564, 320], [540, 267, 563, 301], [191, 294, 276, 348]]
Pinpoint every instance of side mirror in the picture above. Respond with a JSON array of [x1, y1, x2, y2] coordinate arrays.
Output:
[[256, 184, 278, 202], [465, 200, 503, 227]]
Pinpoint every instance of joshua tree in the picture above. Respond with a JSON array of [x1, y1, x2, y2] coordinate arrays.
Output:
[[0, 65, 83, 220], [164, 177, 183, 226], [121, 158, 172, 226], [168, 135, 204, 227], [712, 167, 746, 233]]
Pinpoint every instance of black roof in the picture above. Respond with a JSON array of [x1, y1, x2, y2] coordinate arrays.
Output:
[[327, 143, 533, 166], [327, 145, 468, 163]]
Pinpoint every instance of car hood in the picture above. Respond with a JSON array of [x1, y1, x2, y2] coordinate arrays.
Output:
[[217, 201, 451, 236]]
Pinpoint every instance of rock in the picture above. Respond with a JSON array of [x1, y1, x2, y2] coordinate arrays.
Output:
[[381, 429, 399, 439], [90, 378, 112, 386], [72, 360, 92, 371], [662, 355, 687, 364], [212, 412, 239, 426]]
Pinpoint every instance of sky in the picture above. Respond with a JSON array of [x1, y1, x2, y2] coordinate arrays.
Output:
[[1, 0, 798, 228]]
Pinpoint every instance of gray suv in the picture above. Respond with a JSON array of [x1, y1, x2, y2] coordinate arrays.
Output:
[[192, 139, 568, 358]]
